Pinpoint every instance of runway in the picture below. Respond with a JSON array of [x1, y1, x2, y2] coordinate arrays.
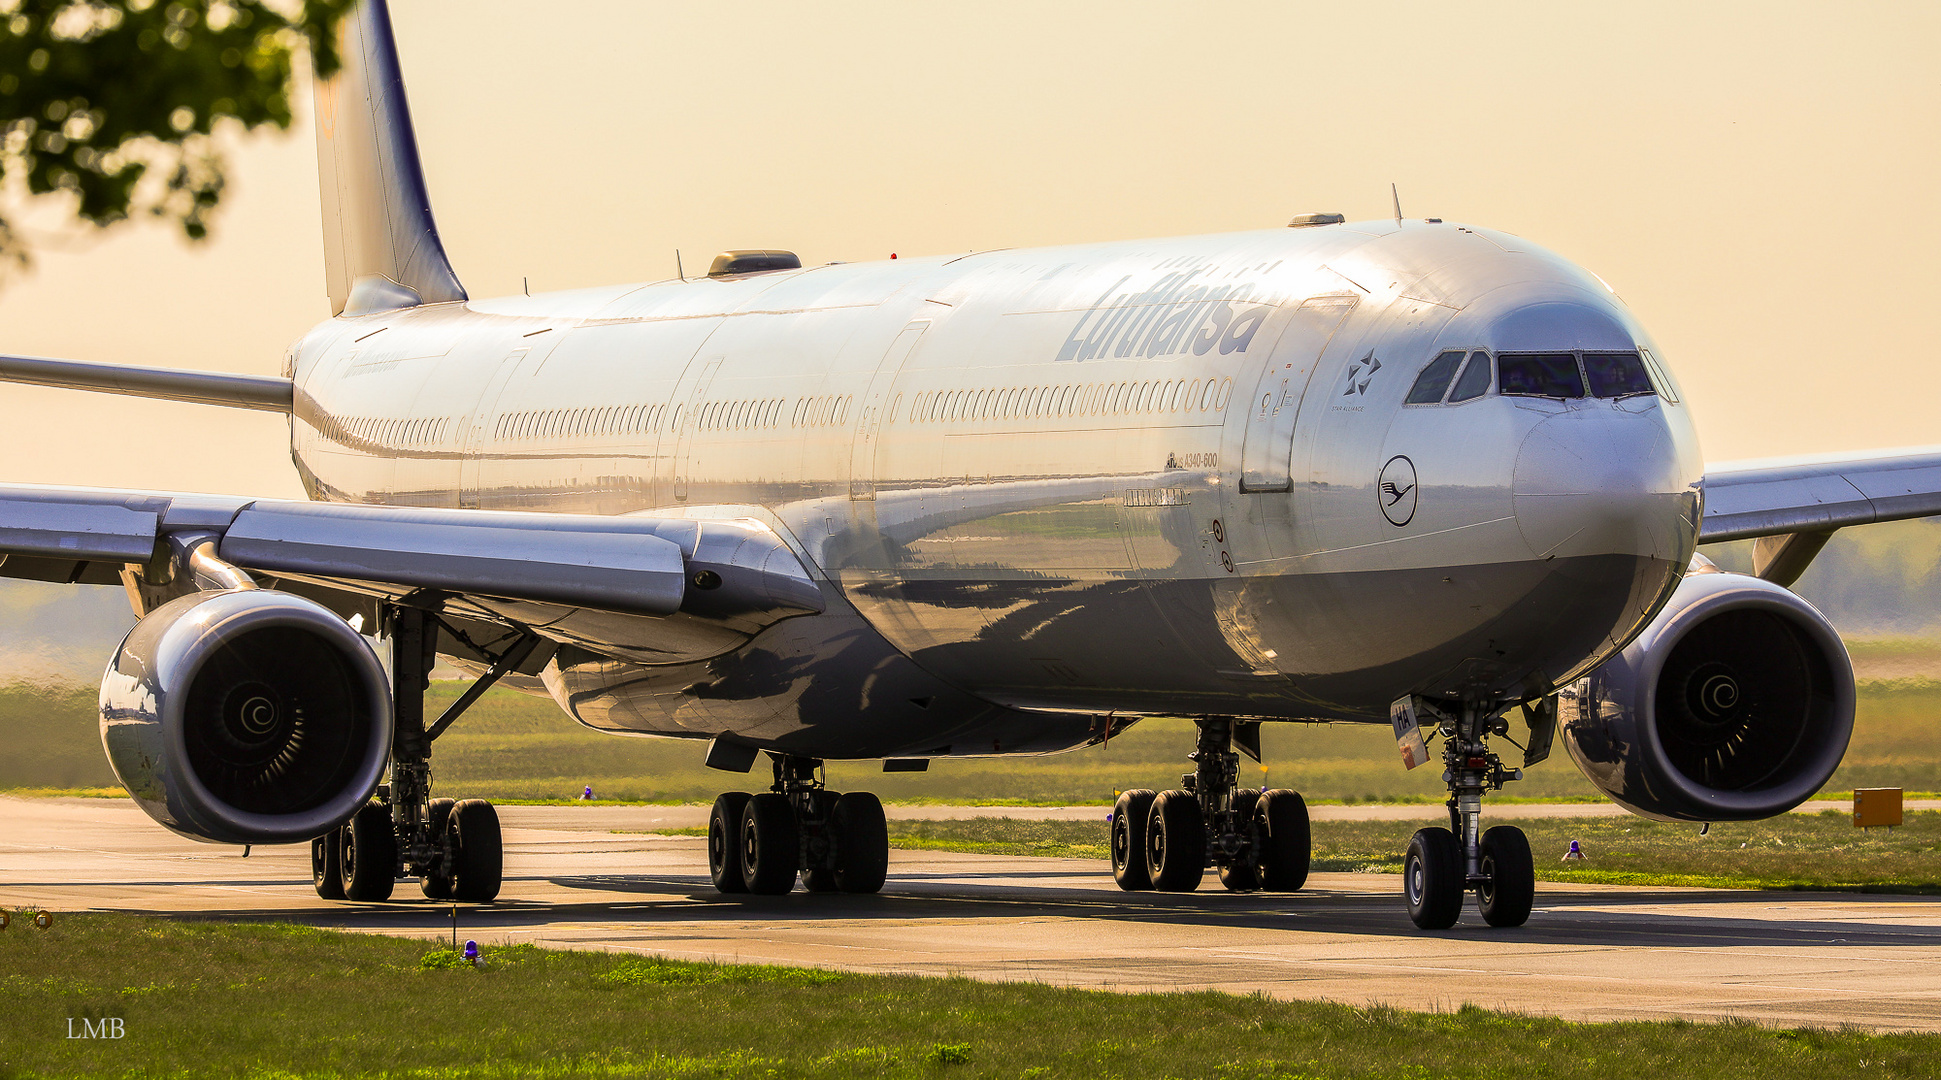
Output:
[[6, 796, 1941, 1031]]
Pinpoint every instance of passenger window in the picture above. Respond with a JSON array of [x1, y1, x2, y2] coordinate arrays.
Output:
[[1406, 351, 1465, 404], [1497, 353, 1584, 398], [1583, 352, 1655, 398], [1448, 351, 1492, 403]]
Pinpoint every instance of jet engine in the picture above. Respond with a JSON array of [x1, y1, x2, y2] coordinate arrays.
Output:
[[1559, 564, 1854, 822], [99, 589, 392, 845]]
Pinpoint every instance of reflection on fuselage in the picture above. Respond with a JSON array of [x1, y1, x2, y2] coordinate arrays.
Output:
[[286, 221, 1703, 758]]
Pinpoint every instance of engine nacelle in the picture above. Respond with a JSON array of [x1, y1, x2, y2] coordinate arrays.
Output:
[[100, 589, 393, 845], [1560, 566, 1854, 822]]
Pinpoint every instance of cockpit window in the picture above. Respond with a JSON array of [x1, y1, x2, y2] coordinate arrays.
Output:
[[1405, 351, 1465, 404], [1583, 352, 1655, 398], [1448, 350, 1492, 402], [1498, 353, 1585, 398]]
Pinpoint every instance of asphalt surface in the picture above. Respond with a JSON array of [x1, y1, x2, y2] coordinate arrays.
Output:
[[6, 796, 1941, 1031]]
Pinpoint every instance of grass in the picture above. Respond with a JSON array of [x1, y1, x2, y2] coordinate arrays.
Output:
[[2, 913, 1939, 1079], [864, 811, 1941, 893], [6, 672, 1941, 806]]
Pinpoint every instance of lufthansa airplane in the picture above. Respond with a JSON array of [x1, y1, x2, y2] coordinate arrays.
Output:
[[4, 0, 1935, 928]]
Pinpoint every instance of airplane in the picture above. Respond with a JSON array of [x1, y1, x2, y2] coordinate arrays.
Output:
[[4, 0, 1936, 928]]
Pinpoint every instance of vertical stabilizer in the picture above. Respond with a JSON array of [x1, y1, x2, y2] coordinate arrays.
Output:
[[313, 0, 466, 317]]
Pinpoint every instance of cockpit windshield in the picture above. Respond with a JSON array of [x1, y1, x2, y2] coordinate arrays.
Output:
[[1583, 352, 1655, 398], [1498, 354, 1585, 398]]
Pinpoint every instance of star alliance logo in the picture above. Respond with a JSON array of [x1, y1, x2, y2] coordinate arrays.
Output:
[[1343, 352, 1382, 396]]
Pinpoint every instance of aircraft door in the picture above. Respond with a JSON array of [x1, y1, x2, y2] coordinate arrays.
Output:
[[459, 346, 533, 508], [672, 357, 723, 501], [1239, 296, 1358, 493], [849, 320, 929, 499]]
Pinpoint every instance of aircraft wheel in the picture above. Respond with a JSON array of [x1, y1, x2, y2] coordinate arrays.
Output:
[[1405, 827, 1463, 930], [419, 798, 458, 900], [709, 792, 753, 893], [831, 792, 888, 894], [311, 831, 346, 900], [740, 793, 799, 895], [1146, 790, 1205, 892], [1110, 789, 1156, 890], [1477, 825, 1535, 927], [1218, 789, 1261, 891], [1256, 789, 1311, 892], [339, 803, 396, 902], [450, 799, 503, 903]]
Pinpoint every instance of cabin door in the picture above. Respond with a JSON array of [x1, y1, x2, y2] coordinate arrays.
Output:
[[848, 320, 929, 499], [671, 357, 723, 501], [1238, 295, 1358, 493], [459, 346, 532, 508]]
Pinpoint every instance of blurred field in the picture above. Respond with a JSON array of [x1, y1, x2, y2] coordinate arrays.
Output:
[[7, 668, 1941, 805]]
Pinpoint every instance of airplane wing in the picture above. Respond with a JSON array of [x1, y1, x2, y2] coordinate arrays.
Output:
[[1699, 445, 1941, 585], [0, 484, 825, 667]]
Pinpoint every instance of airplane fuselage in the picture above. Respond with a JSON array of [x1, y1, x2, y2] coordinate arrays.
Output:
[[287, 219, 1702, 758]]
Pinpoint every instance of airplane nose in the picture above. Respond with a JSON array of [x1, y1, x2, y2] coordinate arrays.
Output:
[[1512, 408, 1694, 563]]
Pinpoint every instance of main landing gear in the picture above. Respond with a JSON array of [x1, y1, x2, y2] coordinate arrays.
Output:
[[1402, 701, 1536, 930], [708, 754, 890, 895], [313, 605, 536, 904], [1110, 718, 1311, 894]]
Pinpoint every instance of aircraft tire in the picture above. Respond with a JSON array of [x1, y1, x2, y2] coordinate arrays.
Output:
[[311, 831, 346, 900], [1111, 789, 1156, 890], [419, 798, 458, 900], [1146, 790, 1205, 892], [709, 792, 754, 893], [741, 793, 800, 895], [1405, 827, 1463, 930], [1477, 825, 1535, 927], [339, 803, 396, 902], [831, 792, 888, 894], [450, 799, 503, 903], [1256, 789, 1311, 892], [1218, 789, 1262, 891]]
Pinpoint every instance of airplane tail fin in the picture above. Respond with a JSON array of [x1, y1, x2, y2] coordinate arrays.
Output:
[[312, 0, 467, 317]]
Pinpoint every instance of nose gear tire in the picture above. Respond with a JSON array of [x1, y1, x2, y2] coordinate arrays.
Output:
[[1111, 789, 1156, 890], [740, 792, 800, 895], [1256, 789, 1311, 892], [1146, 790, 1206, 892], [1476, 825, 1535, 927], [1405, 826, 1463, 930], [708, 792, 753, 893]]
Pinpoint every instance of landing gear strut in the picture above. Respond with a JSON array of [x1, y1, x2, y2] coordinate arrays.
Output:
[[311, 604, 534, 904], [1402, 700, 1535, 929], [708, 753, 889, 895], [1110, 718, 1310, 894]]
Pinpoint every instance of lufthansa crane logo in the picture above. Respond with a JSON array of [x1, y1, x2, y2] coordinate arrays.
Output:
[[1378, 455, 1417, 527]]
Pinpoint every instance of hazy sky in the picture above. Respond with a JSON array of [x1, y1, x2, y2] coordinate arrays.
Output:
[[0, 0, 1934, 498]]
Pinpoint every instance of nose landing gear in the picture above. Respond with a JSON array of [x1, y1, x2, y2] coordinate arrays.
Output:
[[1110, 718, 1311, 894], [1401, 699, 1536, 929]]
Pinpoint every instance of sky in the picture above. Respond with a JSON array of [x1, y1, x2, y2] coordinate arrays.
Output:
[[0, 0, 1936, 499]]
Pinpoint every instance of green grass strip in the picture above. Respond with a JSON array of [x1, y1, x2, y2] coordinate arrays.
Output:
[[3, 913, 1938, 1078]]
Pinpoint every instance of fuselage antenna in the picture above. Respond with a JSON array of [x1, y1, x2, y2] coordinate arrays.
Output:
[[522, 276, 529, 296], [1391, 183, 1403, 226], [676, 250, 685, 282]]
